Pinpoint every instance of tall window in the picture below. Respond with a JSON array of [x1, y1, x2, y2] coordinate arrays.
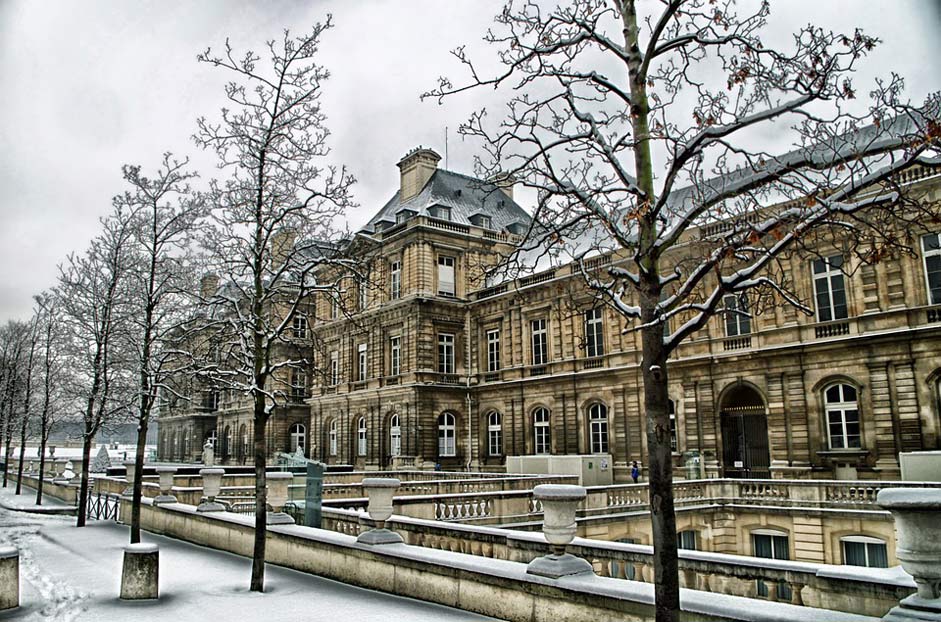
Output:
[[358, 343, 368, 381], [292, 315, 308, 339], [206, 429, 218, 449], [390, 336, 401, 376], [330, 295, 340, 320], [289, 423, 306, 454], [438, 413, 456, 457], [584, 308, 605, 357], [329, 420, 338, 456], [330, 351, 339, 385], [486, 329, 501, 372], [438, 333, 455, 374], [589, 403, 609, 453], [359, 277, 368, 310], [813, 255, 848, 322], [531, 318, 548, 366], [842, 536, 888, 568], [923, 233, 941, 305], [753, 530, 791, 599], [390, 261, 401, 300], [676, 530, 698, 550], [723, 294, 751, 336], [357, 417, 367, 456], [290, 368, 307, 399], [487, 411, 503, 456], [825, 383, 861, 449], [533, 407, 550, 455], [390, 414, 402, 457], [668, 399, 678, 451], [437, 255, 455, 297]]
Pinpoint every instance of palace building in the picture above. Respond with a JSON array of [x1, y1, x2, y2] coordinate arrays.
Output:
[[157, 146, 941, 483]]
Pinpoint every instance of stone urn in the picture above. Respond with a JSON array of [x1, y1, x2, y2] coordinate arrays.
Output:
[[356, 478, 403, 545], [121, 461, 137, 496], [878, 488, 941, 621], [526, 484, 593, 579], [153, 467, 177, 505], [197, 468, 226, 512], [266, 472, 295, 525]]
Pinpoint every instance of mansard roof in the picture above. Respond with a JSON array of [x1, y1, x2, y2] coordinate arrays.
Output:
[[360, 168, 532, 234]]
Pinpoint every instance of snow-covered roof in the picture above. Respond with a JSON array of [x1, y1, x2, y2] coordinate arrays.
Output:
[[360, 169, 532, 235]]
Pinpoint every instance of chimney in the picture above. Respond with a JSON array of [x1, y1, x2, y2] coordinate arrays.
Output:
[[487, 172, 514, 201], [200, 273, 219, 299], [271, 229, 297, 268], [397, 146, 441, 203]]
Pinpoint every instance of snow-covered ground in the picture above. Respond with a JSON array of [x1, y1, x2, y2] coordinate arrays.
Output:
[[0, 487, 499, 621]]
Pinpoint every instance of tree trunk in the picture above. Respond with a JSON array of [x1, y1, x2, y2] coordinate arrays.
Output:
[[250, 394, 268, 592], [76, 431, 93, 527], [35, 434, 47, 506], [642, 322, 680, 622], [14, 415, 27, 494], [130, 419, 148, 543], [2, 433, 11, 488]]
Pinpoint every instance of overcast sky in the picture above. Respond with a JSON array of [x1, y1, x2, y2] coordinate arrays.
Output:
[[1, 0, 939, 322]]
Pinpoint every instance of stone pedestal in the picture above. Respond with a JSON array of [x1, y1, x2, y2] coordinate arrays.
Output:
[[120, 543, 159, 600], [357, 478, 404, 545], [266, 472, 295, 525], [0, 547, 19, 611], [197, 468, 226, 512]]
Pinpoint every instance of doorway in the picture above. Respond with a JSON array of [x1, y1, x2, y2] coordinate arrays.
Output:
[[720, 384, 770, 479]]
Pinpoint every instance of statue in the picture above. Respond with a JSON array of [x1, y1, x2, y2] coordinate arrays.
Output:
[[202, 440, 215, 466]]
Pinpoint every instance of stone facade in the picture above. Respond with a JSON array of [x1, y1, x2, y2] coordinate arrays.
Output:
[[157, 150, 941, 482]]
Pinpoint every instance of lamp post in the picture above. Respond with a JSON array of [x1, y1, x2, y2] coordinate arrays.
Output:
[[356, 478, 403, 545], [526, 484, 593, 579]]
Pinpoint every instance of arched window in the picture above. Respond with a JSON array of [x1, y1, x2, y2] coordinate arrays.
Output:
[[238, 424, 248, 462], [438, 413, 456, 457], [206, 429, 217, 448], [357, 417, 367, 456], [390, 414, 401, 457], [222, 425, 231, 458], [289, 423, 306, 455], [487, 411, 503, 456], [825, 384, 860, 449], [588, 403, 608, 454], [841, 536, 888, 568], [533, 407, 550, 455], [668, 399, 677, 451], [329, 420, 338, 456]]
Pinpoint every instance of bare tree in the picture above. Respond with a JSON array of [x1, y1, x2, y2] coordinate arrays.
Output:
[[58, 208, 136, 527], [33, 292, 65, 505], [14, 317, 38, 496], [117, 154, 202, 543], [193, 21, 355, 592], [428, 2, 941, 620], [0, 321, 28, 488]]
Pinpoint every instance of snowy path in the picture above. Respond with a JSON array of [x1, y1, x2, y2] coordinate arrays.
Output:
[[0, 487, 500, 621]]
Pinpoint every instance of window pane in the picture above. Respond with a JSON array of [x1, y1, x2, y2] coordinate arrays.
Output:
[[753, 534, 772, 558], [843, 541, 866, 566], [867, 543, 888, 568], [926, 255, 941, 305]]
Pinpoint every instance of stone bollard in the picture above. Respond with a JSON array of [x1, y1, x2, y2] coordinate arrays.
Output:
[[878, 488, 941, 621], [356, 478, 403, 545], [122, 461, 137, 496], [0, 547, 19, 611], [153, 467, 178, 505], [197, 468, 226, 512], [266, 472, 295, 525], [526, 484, 593, 579], [120, 543, 159, 600]]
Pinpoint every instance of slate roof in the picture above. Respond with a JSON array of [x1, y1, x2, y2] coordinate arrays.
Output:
[[360, 169, 532, 234]]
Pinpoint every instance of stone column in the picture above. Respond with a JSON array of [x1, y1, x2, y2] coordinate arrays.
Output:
[[0, 547, 19, 611], [120, 543, 159, 600]]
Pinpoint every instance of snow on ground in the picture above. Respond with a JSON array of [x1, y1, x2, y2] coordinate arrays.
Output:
[[0, 487, 500, 622]]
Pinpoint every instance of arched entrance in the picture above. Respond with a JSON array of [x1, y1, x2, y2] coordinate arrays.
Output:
[[719, 384, 770, 479]]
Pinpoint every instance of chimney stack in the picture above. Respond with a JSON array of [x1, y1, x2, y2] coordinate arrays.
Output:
[[271, 229, 297, 268], [487, 172, 515, 201], [200, 273, 219, 299], [397, 147, 441, 203]]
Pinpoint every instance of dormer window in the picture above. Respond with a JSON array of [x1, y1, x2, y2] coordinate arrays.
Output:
[[396, 209, 416, 225], [469, 213, 492, 229], [374, 221, 392, 233], [506, 222, 527, 235], [429, 206, 452, 221]]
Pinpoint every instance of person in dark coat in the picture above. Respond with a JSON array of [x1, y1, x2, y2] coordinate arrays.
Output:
[[631, 461, 640, 483]]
